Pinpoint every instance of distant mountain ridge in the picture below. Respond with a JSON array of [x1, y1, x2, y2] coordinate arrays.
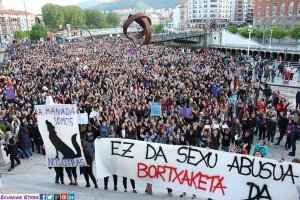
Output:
[[78, 0, 180, 11]]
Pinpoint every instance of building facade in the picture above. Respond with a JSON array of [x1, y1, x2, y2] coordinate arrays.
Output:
[[0, 10, 35, 36], [230, 0, 254, 24], [188, 0, 231, 28], [172, 0, 188, 29], [253, 0, 300, 29]]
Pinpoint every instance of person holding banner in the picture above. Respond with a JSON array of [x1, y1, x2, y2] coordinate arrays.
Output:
[[65, 167, 78, 186], [80, 141, 98, 189], [102, 121, 118, 191], [83, 124, 96, 157], [166, 134, 177, 197], [117, 124, 138, 193], [49, 166, 64, 184]]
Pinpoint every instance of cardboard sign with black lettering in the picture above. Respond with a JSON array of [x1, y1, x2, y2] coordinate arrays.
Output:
[[35, 104, 87, 167], [95, 138, 300, 200]]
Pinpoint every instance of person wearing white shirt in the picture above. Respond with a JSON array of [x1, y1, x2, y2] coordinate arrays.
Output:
[[291, 66, 297, 80]]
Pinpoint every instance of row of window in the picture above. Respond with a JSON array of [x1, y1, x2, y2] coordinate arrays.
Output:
[[256, 17, 300, 23], [257, 9, 300, 16], [188, 14, 230, 18], [258, 1, 298, 8]]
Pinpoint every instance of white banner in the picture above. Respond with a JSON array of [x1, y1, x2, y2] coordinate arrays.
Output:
[[35, 104, 86, 167], [95, 138, 300, 200]]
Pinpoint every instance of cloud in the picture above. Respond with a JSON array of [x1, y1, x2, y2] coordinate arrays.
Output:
[[2, 0, 90, 14]]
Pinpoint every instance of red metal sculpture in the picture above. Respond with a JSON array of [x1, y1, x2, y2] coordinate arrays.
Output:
[[123, 13, 152, 46]]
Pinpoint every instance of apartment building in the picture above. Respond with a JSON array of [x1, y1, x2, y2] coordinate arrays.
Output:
[[253, 0, 300, 29]]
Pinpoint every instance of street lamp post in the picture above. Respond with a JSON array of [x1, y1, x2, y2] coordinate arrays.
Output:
[[22, 0, 29, 31], [262, 25, 265, 44], [284, 48, 288, 61], [247, 25, 253, 56], [75, 26, 95, 54], [269, 29, 273, 48]]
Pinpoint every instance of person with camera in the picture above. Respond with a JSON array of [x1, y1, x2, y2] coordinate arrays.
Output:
[[2, 131, 21, 171]]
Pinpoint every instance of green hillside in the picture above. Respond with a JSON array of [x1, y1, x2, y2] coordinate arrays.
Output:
[[78, 0, 180, 10]]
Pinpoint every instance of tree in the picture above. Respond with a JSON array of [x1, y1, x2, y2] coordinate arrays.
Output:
[[153, 24, 164, 33], [42, 3, 65, 29], [227, 25, 238, 34], [14, 30, 29, 40], [30, 24, 48, 41], [106, 12, 121, 28], [238, 27, 249, 38], [288, 24, 300, 41], [252, 28, 263, 40], [62, 5, 86, 27], [84, 8, 107, 28], [265, 26, 286, 42]]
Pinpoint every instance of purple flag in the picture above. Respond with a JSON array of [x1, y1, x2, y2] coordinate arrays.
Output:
[[6, 88, 15, 100], [128, 48, 138, 53], [178, 107, 192, 118]]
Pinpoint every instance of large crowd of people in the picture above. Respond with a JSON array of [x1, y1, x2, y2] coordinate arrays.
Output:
[[0, 35, 299, 199]]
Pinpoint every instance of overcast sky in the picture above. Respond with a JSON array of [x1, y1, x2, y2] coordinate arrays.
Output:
[[2, 0, 111, 14]]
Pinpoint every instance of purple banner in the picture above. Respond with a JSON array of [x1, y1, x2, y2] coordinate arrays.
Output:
[[128, 48, 138, 53], [178, 107, 192, 118], [6, 88, 15, 100]]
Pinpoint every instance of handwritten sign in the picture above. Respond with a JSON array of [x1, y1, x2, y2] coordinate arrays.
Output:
[[150, 102, 162, 117], [95, 138, 300, 200], [35, 104, 86, 167]]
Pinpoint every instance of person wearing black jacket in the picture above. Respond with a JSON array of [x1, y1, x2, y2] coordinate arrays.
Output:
[[80, 141, 98, 188], [27, 118, 42, 154], [118, 125, 137, 193], [185, 129, 196, 146], [3, 131, 21, 171], [288, 116, 299, 157], [296, 91, 300, 109], [267, 117, 277, 145], [275, 112, 289, 145], [242, 130, 252, 154]]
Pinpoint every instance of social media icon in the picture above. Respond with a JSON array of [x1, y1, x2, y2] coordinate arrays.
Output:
[[54, 194, 60, 200], [60, 194, 67, 200], [40, 194, 46, 200], [68, 194, 75, 200], [46, 194, 54, 200]]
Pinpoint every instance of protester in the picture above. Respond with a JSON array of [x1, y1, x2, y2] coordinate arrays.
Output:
[[2, 131, 21, 171], [17, 127, 32, 158], [254, 140, 268, 158], [64, 167, 78, 186], [118, 124, 137, 193], [80, 141, 98, 188], [1, 34, 299, 198], [52, 167, 64, 184]]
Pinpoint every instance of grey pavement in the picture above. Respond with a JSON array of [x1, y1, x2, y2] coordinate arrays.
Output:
[[267, 74, 300, 89]]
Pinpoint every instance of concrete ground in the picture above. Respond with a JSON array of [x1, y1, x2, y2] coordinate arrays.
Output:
[[267, 73, 300, 89]]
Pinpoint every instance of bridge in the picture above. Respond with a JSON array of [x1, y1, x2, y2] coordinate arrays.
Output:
[[151, 31, 207, 43], [73, 28, 300, 61], [210, 44, 300, 61]]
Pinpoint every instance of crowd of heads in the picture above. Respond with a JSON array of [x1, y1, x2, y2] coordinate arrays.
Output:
[[0, 35, 299, 162]]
